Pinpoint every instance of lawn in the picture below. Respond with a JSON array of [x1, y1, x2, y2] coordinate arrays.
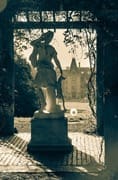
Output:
[[14, 102, 96, 134]]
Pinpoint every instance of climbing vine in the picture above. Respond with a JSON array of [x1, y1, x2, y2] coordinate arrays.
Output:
[[63, 28, 96, 118], [84, 29, 96, 118]]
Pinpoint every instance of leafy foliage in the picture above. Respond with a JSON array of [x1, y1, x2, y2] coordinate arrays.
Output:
[[14, 29, 42, 55], [14, 56, 40, 117]]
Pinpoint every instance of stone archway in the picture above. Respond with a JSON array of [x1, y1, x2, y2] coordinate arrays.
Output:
[[0, 2, 103, 135], [0, 0, 118, 174]]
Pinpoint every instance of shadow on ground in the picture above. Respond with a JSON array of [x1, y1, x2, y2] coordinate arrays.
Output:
[[28, 146, 104, 180]]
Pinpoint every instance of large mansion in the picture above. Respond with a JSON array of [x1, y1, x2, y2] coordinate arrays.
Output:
[[60, 58, 90, 101]]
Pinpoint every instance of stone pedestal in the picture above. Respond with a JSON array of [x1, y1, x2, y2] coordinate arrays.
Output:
[[27, 112, 73, 152]]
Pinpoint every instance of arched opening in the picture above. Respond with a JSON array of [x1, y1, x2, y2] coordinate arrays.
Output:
[[12, 9, 104, 167], [14, 28, 97, 133], [0, 1, 107, 175]]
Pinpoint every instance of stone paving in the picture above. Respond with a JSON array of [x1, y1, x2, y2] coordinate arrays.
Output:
[[0, 132, 104, 173]]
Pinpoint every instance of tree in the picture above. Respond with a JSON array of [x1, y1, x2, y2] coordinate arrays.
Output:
[[14, 56, 40, 117]]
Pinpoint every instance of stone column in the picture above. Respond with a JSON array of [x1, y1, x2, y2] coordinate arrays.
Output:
[[104, 40, 118, 173], [0, 11, 14, 135]]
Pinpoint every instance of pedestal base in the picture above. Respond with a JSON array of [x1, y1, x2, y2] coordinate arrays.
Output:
[[28, 141, 72, 152], [27, 114, 73, 153]]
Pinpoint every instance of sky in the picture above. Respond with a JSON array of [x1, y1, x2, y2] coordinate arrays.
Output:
[[22, 29, 90, 69], [51, 29, 90, 68]]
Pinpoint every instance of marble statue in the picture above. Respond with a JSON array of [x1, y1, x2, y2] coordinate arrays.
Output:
[[29, 31, 64, 115]]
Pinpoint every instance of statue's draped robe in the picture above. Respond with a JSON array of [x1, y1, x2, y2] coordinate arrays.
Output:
[[30, 44, 57, 88]]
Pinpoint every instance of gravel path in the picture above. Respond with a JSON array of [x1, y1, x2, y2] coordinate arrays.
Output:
[[0, 172, 61, 180], [0, 103, 98, 179]]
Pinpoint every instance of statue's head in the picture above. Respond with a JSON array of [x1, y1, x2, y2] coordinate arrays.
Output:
[[40, 31, 54, 44]]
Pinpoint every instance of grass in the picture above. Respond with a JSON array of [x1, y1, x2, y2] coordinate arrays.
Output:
[[14, 103, 96, 134]]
